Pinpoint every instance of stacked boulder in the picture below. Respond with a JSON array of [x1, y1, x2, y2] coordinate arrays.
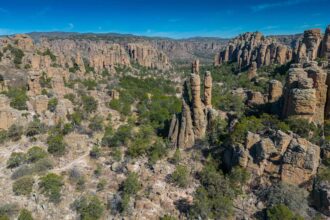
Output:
[[168, 60, 213, 148], [282, 62, 327, 125]]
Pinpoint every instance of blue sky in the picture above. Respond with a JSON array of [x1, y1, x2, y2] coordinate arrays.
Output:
[[0, 0, 329, 39]]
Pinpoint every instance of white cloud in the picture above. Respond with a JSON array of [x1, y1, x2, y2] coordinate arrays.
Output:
[[68, 23, 74, 30], [251, 0, 309, 12]]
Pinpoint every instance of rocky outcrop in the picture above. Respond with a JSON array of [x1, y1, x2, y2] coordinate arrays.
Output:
[[312, 180, 330, 216], [238, 130, 320, 185], [247, 62, 257, 80], [168, 61, 213, 148], [127, 43, 170, 70], [321, 25, 330, 61], [296, 29, 323, 63], [215, 32, 292, 69], [282, 63, 327, 124]]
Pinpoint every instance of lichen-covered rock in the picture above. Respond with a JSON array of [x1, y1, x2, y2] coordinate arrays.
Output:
[[203, 71, 212, 108], [281, 138, 320, 185]]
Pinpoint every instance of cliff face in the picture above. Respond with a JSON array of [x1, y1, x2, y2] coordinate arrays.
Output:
[[214, 32, 293, 69], [215, 25, 330, 70]]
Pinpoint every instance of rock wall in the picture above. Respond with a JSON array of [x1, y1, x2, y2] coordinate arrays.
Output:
[[127, 43, 170, 70]]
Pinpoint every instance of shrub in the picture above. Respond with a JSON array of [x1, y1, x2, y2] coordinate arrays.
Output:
[[97, 179, 107, 191], [160, 215, 177, 220], [82, 79, 97, 90], [39, 72, 52, 88], [267, 204, 303, 220], [39, 173, 63, 203], [0, 203, 19, 219], [264, 182, 308, 215], [64, 93, 76, 104], [11, 165, 33, 180], [72, 195, 104, 220], [171, 165, 189, 187], [18, 209, 34, 220], [32, 158, 53, 173], [111, 148, 122, 162], [69, 111, 83, 126], [47, 131, 66, 156], [286, 117, 320, 142], [6, 88, 28, 110], [89, 145, 101, 159], [47, 98, 58, 112], [25, 118, 46, 137], [7, 152, 26, 168], [12, 176, 34, 196], [0, 130, 7, 143], [42, 48, 56, 62], [5, 44, 24, 66], [7, 124, 23, 141], [101, 126, 114, 147], [82, 95, 98, 113], [189, 160, 236, 219], [26, 146, 47, 163], [148, 140, 167, 164], [119, 172, 141, 212], [169, 148, 181, 164], [88, 116, 104, 132]]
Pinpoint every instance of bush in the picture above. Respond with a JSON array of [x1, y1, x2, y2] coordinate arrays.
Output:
[[7, 152, 26, 168], [264, 182, 308, 216], [39, 72, 52, 88], [47, 131, 66, 156], [88, 116, 104, 132], [39, 173, 63, 203], [6, 88, 28, 110], [82, 79, 97, 90], [160, 215, 177, 220], [89, 145, 101, 159], [12, 176, 34, 196], [72, 195, 104, 220], [171, 165, 189, 188], [189, 160, 236, 219], [7, 124, 23, 141], [286, 117, 320, 142], [47, 98, 58, 112], [119, 172, 141, 212], [0, 203, 19, 219], [82, 95, 98, 113], [267, 204, 303, 220], [26, 146, 47, 163], [25, 118, 46, 137], [169, 148, 181, 164], [0, 130, 7, 143], [5, 44, 24, 66], [42, 48, 56, 62], [97, 179, 107, 191], [148, 140, 167, 164], [32, 158, 53, 173], [18, 209, 34, 220]]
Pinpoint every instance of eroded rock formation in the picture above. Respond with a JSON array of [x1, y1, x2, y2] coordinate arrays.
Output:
[[215, 32, 292, 69], [282, 62, 327, 124], [168, 61, 213, 148], [238, 130, 320, 185]]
